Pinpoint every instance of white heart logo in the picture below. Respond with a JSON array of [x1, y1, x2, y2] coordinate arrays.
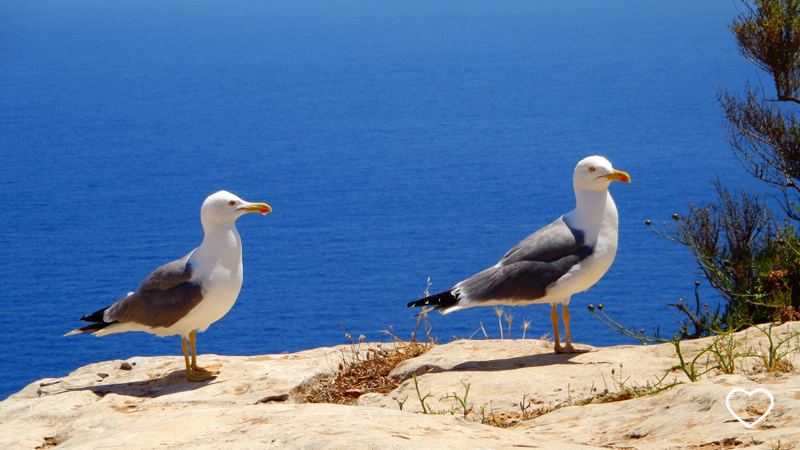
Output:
[[725, 388, 774, 428]]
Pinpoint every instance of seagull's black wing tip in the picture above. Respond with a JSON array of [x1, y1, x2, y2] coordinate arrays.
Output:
[[407, 291, 458, 310]]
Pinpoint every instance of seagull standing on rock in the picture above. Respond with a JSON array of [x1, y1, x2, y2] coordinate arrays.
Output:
[[408, 156, 630, 353], [66, 191, 272, 381]]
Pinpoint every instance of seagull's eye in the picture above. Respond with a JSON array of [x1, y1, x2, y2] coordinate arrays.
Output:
[[229, 201, 236, 206], [588, 166, 596, 172]]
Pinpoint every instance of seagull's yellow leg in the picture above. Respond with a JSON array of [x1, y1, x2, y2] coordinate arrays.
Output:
[[189, 330, 215, 378], [562, 304, 576, 353], [181, 334, 213, 382], [181, 336, 198, 381], [189, 330, 203, 371], [550, 303, 563, 353]]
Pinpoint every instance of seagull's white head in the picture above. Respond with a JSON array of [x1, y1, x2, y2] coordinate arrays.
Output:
[[200, 190, 272, 226], [573, 156, 631, 192]]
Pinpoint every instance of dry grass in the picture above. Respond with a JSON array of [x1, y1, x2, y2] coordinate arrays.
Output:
[[480, 402, 554, 428], [296, 315, 436, 405]]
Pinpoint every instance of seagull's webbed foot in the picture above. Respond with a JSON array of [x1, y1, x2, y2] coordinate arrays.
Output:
[[191, 364, 214, 374], [553, 340, 581, 354], [182, 333, 216, 382], [191, 363, 219, 377], [186, 367, 216, 382], [555, 344, 590, 354]]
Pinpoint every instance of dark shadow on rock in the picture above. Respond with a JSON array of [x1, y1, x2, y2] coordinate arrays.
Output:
[[57, 370, 219, 398], [447, 351, 587, 372], [393, 351, 594, 381]]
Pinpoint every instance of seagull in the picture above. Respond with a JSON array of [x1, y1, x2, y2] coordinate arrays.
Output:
[[66, 191, 272, 381], [408, 156, 630, 353]]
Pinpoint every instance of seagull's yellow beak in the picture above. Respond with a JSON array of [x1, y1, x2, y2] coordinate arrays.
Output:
[[238, 203, 272, 215], [599, 170, 631, 184]]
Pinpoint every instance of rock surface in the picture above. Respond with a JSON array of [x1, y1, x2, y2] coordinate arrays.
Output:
[[2, 324, 800, 449]]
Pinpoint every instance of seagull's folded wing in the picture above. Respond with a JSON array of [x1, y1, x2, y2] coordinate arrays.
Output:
[[454, 217, 593, 303]]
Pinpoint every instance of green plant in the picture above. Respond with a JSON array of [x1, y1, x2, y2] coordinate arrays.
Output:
[[412, 373, 433, 414], [663, 281, 727, 339], [709, 330, 753, 374], [649, 210, 800, 333], [590, 303, 800, 380], [589, 304, 720, 382], [395, 396, 408, 411], [479, 403, 489, 424], [410, 374, 473, 416], [731, 0, 800, 104], [752, 321, 800, 372], [440, 381, 472, 418], [576, 367, 680, 406]]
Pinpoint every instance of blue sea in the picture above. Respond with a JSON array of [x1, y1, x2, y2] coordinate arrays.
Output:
[[0, 0, 767, 400]]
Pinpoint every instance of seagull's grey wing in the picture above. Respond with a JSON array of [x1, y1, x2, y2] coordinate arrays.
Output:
[[103, 252, 203, 328], [498, 217, 586, 266], [137, 252, 195, 290], [454, 217, 592, 302]]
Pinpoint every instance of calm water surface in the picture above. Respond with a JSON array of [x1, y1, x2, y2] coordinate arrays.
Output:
[[0, 0, 766, 399]]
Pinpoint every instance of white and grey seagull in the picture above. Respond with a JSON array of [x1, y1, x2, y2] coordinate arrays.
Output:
[[66, 191, 272, 381], [408, 156, 630, 353]]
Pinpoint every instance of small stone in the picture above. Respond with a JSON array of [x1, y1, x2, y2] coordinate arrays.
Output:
[[97, 373, 109, 379], [120, 362, 133, 371]]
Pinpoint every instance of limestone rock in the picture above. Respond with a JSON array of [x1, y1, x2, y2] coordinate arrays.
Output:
[[2, 324, 800, 449]]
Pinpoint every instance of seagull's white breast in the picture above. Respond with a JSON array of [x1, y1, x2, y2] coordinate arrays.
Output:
[[541, 191, 619, 304], [169, 226, 245, 336]]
